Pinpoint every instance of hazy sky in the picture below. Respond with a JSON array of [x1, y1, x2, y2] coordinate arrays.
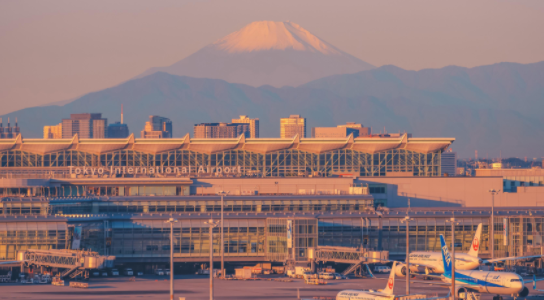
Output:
[[1, 0, 543, 115]]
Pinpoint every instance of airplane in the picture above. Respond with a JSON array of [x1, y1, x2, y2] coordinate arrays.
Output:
[[336, 262, 398, 300], [395, 223, 543, 277], [429, 234, 535, 300]]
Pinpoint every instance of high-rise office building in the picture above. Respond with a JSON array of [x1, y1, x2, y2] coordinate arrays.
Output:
[[311, 126, 360, 138], [107, 122, 129, 138], [194, 123, 249, 138], [280, 115, 306, 138], [0, 118, 21, 139], [62, 113, 107, 139], [107, 104, 129, 138], [141, 116, 172, 138], [441, 151, 457, 177], [43, 123, 63, 139], [337, 122, 370, 137], [231, 115, 259, 138], [93, 119, 108, 138]]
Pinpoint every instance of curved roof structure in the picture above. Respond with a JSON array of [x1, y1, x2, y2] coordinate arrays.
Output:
[[0, 133, 454, 155]]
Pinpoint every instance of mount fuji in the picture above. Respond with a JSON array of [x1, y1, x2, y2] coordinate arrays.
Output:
[[137, 21, 374, 87]]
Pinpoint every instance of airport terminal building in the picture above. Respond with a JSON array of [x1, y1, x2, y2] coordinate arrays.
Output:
[[1, 134, 543, 271]]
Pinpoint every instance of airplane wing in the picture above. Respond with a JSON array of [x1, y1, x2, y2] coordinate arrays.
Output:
[[525, 275, 544, 284], [408, 273, 444, 279], [409, 280, 451, 286], [486, 255, 542, 263]]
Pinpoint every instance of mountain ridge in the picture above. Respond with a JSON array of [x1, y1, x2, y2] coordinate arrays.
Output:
[[2, 61, 544, 158]]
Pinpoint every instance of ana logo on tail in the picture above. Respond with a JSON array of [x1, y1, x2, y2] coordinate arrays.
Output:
[[388, 277, 394, 289], [473, 237, 479, 251], [442, 245, 451, 265]]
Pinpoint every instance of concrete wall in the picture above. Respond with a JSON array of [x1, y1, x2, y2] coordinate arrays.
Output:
[[192, 177, 544, 208], [0, 178, 52, 188], [355, 177, 503, 208], [501, 186, 544, 206]]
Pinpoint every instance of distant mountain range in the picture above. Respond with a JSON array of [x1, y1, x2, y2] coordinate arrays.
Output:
[[136, 21, 374, 88], [3, 61, 543, 158]]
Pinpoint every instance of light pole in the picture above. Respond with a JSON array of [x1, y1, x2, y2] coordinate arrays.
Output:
[[446, 217, 459, 300], [204, 219, 219, 300], [401, 215, 413, 295], [217, 191, 229, 279], [488, 189, 500, 259], [165, 218, 178, 300]]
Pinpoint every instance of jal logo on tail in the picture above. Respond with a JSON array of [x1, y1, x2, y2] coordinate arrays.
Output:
[[472, 237, 479, 251], [388, 278, 394, 289]]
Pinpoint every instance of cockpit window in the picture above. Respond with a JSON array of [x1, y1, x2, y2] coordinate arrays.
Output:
[[510, 279, 521, 282]]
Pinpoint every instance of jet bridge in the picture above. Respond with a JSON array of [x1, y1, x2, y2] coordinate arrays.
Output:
[[308, 246, 388, 275], [17, 249, 114, 279]]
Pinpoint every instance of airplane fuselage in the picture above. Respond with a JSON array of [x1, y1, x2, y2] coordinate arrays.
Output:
[[409, 251, 480, 273], [443, 269, 525, 295], [336, 290, 395, 300]]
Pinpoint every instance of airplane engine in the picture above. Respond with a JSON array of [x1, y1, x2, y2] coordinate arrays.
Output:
[[395, 263, 407, 277], [519, 286, 529, 297], [409, 265, 428, 274]]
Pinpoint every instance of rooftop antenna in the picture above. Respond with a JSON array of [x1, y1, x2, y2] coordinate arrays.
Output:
[[121, 104, 124, 124]]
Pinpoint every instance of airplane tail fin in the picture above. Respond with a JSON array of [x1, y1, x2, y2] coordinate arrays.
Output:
[[383, 261, 397, 295], [439, 234, 452, 276], [467, 223, 482, 257]]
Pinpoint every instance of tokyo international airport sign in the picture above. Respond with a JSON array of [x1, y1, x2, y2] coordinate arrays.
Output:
[[69, 165, 244, 176]]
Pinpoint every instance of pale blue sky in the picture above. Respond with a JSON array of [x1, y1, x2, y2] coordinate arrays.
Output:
[[1, 0, 543, 114]]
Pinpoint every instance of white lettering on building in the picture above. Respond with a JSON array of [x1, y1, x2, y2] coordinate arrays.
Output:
[[69, 165, 245, 176]]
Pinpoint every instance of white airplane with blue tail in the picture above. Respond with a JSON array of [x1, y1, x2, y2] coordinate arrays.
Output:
[[428, 234, 544, 299]]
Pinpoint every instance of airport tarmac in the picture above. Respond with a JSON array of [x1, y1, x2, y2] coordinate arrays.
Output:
[[2, 274, 544, 300]]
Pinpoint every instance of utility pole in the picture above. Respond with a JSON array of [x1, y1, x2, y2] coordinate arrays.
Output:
[[165, 218, 178, 300], [447, 217, 459, 300], [217, 191, 229, 279], [401, 215, 413, 295], [204, 219, 219, 300], [489, 189, 500, 259]]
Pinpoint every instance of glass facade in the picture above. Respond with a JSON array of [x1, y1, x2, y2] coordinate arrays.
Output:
[[494, 217, 544, 259], [0, 148, 442, 177], [4, 215, 544, 265], [108, 219, 266, 258], [44, 198, 374, 216], [0, 222, 67, 260]]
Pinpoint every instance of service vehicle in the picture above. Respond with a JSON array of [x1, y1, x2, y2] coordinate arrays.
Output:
[[374, 266, 391, 273], [318, 272, 335, 280]]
